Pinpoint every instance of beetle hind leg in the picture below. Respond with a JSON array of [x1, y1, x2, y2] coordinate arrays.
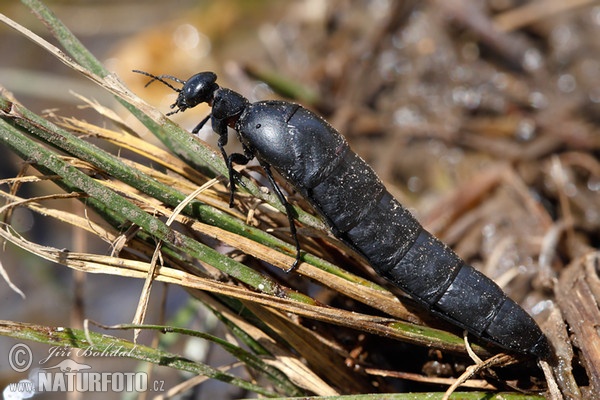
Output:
[[259, 162, 302, 272]]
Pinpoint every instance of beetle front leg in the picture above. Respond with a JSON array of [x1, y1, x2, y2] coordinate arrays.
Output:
[[192, 114, 211, 134], [216, 131, 254, 207], [214, 119, 238, 206]]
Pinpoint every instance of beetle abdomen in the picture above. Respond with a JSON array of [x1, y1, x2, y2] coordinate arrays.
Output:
[[240, 104, 550, 358]]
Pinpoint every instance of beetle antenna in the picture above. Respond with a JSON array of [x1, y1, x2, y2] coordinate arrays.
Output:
[[132, 70, 183, 93]]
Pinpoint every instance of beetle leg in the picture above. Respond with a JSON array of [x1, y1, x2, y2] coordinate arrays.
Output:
[[192, 114, 211, 134], [225, 152, 254, 207], [213, 118, 238, 207], [258, 161, 301, 272], [217, 133, 255, 207]]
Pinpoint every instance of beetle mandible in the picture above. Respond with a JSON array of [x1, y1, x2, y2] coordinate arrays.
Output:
[[133, 69, 551, 359]]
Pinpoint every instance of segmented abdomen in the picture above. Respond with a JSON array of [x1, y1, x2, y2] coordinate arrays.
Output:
[[307, 146, 549, 357]]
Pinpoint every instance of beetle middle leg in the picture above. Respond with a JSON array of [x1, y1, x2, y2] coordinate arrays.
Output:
[[219, 147, 302, 271], [217, 142, 254, 208], [212, 118, 246, 207]]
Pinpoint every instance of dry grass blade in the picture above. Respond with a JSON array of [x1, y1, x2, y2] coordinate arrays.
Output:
[[241, 303, 343, 395], [366, 367, 496, 390], [442, 353, 519, 399], [0, 12, 147, 116], [0, 223, 423, 344], [0, 257, 25, 299], [62, 116, 209, 186], [189, 290, 338, 396], [131, 178, 220, 339]]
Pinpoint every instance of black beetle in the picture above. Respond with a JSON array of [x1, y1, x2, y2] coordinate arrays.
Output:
[[134, 69, 551, 359]]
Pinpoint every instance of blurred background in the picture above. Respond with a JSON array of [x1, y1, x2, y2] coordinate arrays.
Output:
[[1, 0, 600, 398]]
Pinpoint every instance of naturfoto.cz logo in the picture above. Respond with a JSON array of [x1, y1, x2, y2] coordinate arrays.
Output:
[[4, 343, 165, 397]]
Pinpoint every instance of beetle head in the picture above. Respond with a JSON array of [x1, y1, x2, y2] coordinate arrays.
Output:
[[172, 72, 219, 114], [133, 70, 219, 115]]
